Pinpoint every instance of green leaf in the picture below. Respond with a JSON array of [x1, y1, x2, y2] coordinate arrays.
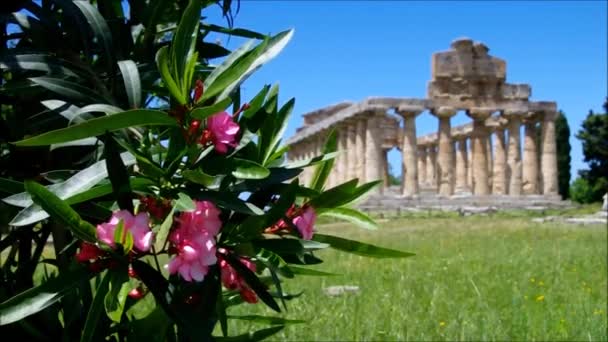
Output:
[[0, 54, 82, 78], [196, 191, 263, 216], [104, 133, 134, 212], [312, 234, 415, 258], [261, 98, 295, 165], [73, 0, 115, 72], [81, 270, 112, 342], [223, 253, 281, 313], [202, 40, 255, 101], [200, 24, 266, 40], [154, 207, 175, 252], [14, 110, 177, 146], [0, 267, 91, 325], [175, 192, 196, 211], [65, 178, 151, 205], [104, 270, 130, 322], [29, 76, 109, 104], [214, 326, 285, 342], [319, 207, 377, 230], [308, 179, 359, 209], [227, 315, 305, 325], [190, 97, 232, 120], [118, 60, 142, 109], [182, 170, 223, 189], [24, 180, 96, 242], [232, 159, 270, 179], [156, 46, 185, 104], [170, 0, 201, 93], [242, 85, 270, 119], [0, 177, 23, 195], [215, 30, 294, 102], [310, 129, 338, 191]]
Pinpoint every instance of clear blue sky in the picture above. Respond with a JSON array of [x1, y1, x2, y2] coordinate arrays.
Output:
[[206, 0, 607, 179]]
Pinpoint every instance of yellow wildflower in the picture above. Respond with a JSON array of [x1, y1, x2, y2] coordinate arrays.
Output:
[[439, 321, 446, 327], [538, 281, 544, 286], [535, 295, 545, 302], [530, 278, 535, 283]]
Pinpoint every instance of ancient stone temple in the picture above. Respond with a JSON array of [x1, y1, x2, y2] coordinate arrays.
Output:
[[286, 38, 561, 206]]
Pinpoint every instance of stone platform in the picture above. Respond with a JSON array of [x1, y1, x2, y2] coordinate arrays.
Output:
[[358, 186, 570, 211]]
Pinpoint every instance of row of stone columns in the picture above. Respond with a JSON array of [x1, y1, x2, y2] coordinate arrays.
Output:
[[290, 108, 558, 198], [290, 112, 386, 194], [408, 109, 558, 197]]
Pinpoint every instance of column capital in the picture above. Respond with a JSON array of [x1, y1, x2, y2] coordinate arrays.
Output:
[[522, 111, 541, 124], [396, 105, 425, 117], [541, 110, 558, 121], [486, 116, 508, 131], [431, 106, 457, 118], [467, 107, 496, 120]]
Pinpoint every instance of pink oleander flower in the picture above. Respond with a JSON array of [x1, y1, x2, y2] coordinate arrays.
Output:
[[96, 210, 152, 252], [292, 205, 316, 240], [166, 201, 222, 282], [219, 255, 258, 303], [205, 112, 240, 154]]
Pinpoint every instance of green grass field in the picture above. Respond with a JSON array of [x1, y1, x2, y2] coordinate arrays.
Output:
[[226, 211, 608, 341]]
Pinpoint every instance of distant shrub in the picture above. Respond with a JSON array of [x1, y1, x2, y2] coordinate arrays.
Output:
[[570, 177, 607, 204]]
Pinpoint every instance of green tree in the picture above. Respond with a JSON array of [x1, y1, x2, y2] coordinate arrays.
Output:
[[574, 100, 608, 203], [555, 110, 571, 199]]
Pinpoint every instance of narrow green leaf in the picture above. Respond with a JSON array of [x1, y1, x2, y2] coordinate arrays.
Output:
[[241, 85, 270, 119], [190, 97, 232, 120], [0, 178, 23, 195], [156, 46, 186, 104], [104, 270, 130, 322], [73, 1, 115, 72], [154, 207, 175, 252], [0, 267, 91, 325], [224, 253, 281, 313], [319, 207, 378, 230], [200, 23, 266, 40], [310, 129, 338, 191], [14, 110, 177, 146], [104, 133, 134, 212], [117, 60, 142, 109], [170, 0, 201, 92], [202, 40, 255, 101], [182, 170, 224, 189], [216, 30, 294, 102], [24, 180, 96, 242], [313, 234, 415, 258], [29, 76, 109, 104], [81, 270, 111, 342], [232, 159, 270, 180], [262, 98, 295, 165], [175, 192, 195, 211]]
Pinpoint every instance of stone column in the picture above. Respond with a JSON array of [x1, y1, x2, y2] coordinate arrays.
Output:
[[337, 125, 348, 185], [365, 112, 384, 194], [522, 113, 540, 194], [418, 146, 427, 188], [346, 120, 358, 181], [467, 108, 493, 195], [491, 122, 507, 195], [505, 112, 523, 196], [466, 137, 473, 190], [426, 144, 437, 189], [355, 118, 366, 182], [433, 106, 457, 196], [382, 150, 389, 188], [541, 110, 558, 195], [398, 106, 423, 197], [455, 137, 469, 193], [486, 135, 493, 190]]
